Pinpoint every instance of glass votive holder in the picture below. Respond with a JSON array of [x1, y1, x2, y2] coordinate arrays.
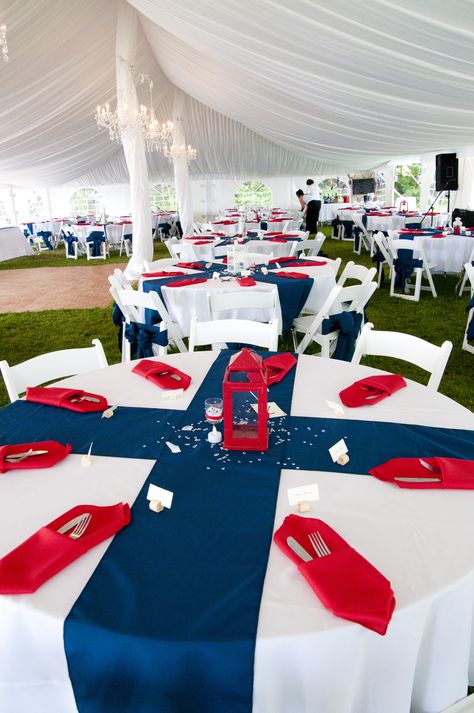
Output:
[[205, 397, 223, 423]]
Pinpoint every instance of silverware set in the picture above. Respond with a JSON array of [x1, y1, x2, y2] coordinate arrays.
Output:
[[287, 531, 332, 561], [57, 513, 92, 539], [4, 449, 48, 463]]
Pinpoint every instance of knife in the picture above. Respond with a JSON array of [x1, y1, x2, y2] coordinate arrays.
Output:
[[70, 395, 101, 403], [394, 477, 441, 482], [286, 536, 312, 562]]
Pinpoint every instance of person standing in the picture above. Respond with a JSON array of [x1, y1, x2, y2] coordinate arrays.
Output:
[[296, 181, 321, 235]]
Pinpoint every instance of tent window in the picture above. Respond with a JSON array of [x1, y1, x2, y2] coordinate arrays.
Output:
[[234, 181, 272, 208], [70, 188, 103, 219], [375, 172, 386, 204], [150, 184, 177, 212], [395, 164, 421, 209]]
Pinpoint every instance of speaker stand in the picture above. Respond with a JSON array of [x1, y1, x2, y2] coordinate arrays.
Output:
[[420, 182, 449, 228]]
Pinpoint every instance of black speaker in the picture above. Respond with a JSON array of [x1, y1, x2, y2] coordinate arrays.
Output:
[[436, 153, 459, 191]]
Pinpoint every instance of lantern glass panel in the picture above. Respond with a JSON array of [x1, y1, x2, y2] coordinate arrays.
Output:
[[230, 390, 259, 441]]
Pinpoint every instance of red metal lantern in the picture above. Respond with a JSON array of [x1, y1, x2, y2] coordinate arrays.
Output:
[[223, 349, 269, 451]]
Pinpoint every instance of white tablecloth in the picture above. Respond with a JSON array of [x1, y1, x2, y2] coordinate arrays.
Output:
[[404, 234, 474, 274], [1, 353, 473, 713], [336, 211, 450, 233], [184, 237, 300, 262], [142, 262, 337, 335], [0, 226, 34, 261]]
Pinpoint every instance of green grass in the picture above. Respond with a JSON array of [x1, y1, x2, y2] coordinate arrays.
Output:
[[0, 230, 472, 411]]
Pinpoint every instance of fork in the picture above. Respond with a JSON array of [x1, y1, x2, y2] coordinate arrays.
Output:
[[308, 531, 331, 558], [57, 513, 92, 539]]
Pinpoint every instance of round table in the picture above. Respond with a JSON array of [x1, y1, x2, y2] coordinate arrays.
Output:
[[0, 353, 473, 713], [141, 261, 338, 336], [184, 236, 302, 262], [399, 233, 474, 274]]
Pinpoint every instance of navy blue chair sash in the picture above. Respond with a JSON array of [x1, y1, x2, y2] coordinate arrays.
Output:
[[321, 310, 363, 361], [64, 234, 78, 256], [124, 322, 168, 358], [394, 251, 422, 289], [36, 230, 53, 250], [466, 297, 474, 341], [87, 230, 106, 257]]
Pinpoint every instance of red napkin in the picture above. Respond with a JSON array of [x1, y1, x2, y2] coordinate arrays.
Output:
[[0, 440, 72, 474], [268, 237, 288, 243], [370, 457, 474, 489], [274, 271, 310, 279], [339, 374, 407, 407], [193, 240, 214, 245], [175, 262, 205, 270], [132, 359, 191, 390], [142, 271, 186, 279], [274, 515, 395, 635], [164, 277, 208, 288], [186, 237, 213, 242], [264, 353, 297, 385], [265, 232, 285, 237], [237, 277, 257, 286], [399, 229, 426, 234], [430, 233, 445, 238], [26, 387, 108, 413], [0, 502, 130, 594], [268, 256, 293, 263], [423, 212, 440, 216]]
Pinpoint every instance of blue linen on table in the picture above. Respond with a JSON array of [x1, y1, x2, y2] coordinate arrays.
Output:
[[252, 271, 313, 335]]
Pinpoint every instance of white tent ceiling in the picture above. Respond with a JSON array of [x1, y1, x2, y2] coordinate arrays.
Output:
[[1, 0, 473, 187]]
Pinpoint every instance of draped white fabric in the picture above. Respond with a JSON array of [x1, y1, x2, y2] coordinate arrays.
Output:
[[115, 0, 152, 277], [0, 0, 473, 186], [171, 91, 193, 237]]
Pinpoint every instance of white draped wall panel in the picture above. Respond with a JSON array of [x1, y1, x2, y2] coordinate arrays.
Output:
[[115, 0, 152, 276], [171, 91, 193, 237]]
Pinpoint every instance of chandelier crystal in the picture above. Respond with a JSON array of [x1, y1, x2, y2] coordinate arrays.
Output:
[[1, 24, 8, 62], [94, 67, 174, 153], [163, 143, 197, 164]]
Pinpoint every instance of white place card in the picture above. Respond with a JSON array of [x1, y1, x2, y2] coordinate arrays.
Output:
[[146, 483, 174, 509], [251, 401, 286, 418], [328, 438, 348, 463], [287, 483, 320, 506]]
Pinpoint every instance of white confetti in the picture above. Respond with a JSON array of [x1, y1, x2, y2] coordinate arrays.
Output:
[[165, 441, 181, 454]]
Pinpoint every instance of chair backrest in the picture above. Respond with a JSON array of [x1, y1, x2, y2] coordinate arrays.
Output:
[[337, 260, 377, 286], [0, 340, 108, 402], [373, 232, 393, 266], [208, 288, 278, 320], [464, 261, 474, 295], [352, 322, 453, 391], [389, 238, 423, 260], [189, 316, 278, 352], [165, 240, 197, 261], [108, 268, 132, 291], [296, 232, 326, 257], [110, 285, 168, 324]]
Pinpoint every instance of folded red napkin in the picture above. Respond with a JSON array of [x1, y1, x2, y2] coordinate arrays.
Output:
[[369, 457, 474, 489], [186, 237, 213, 241], [268, 256, 293, 263], [0, 502, 130, 594], [339, 374, 407, 407], [142, 271, 186, 279], [164, 277, 208, 288], [26, 387, 108, 413], [264, 353, 297, 385], [268, 237, 288, 243], [0, 440, 72, 474], [193, 240, 214, 245], [175, 262, 205, 270], [274, 271, 310, 279], [132, 359, 192, 390], [430, 233, 445, 238], [423, 212, 439, 216], [265, 232, 285, 237], [237, 277, 257, 286], [399, 229, 426, 234], [274, 515, 395, 635]]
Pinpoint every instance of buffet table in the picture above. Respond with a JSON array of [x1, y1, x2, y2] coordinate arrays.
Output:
[[0, 226, 34, 261], [0, 352, 473, 713]]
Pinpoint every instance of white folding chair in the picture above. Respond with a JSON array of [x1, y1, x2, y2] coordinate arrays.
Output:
[[457, 242, 474, 296], [295, 232, 326, 258], [337, 261, 377, 287], [164, 239, 197, 261], [440, 692, 474, 712], [142, 258, 177, 272], [108, 268, 133, 291], [51, 221, 63, 249], [189, 290, 279, 352], [110, 285, 187, 361], [389, 238, 437, 301], [85, 231, 109, 261], [292, 282, 377, 356], [0, 340, 108, 403], [462, 262, 474, 355], [352, 322, 453, 391], [352, 214, 374, 255], [372, 232, 393, 287]]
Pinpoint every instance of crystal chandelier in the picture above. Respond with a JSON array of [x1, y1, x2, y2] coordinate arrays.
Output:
[[95, 67, 174, 153], [1, 24, 8, 62], [163, 143, 197, 164]]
